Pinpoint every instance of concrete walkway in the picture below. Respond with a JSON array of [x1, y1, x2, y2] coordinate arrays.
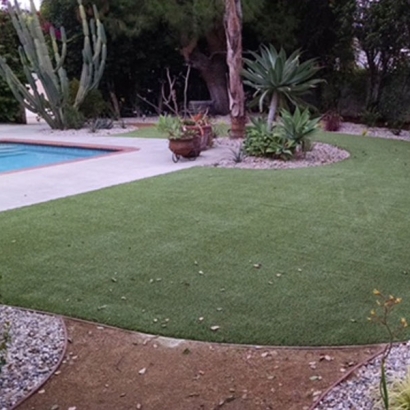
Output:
[[0, 124, 230, 212]]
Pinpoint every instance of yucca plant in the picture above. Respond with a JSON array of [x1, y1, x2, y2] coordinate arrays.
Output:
[[242, 45, 323, 131], [278, 107, 320, 152]]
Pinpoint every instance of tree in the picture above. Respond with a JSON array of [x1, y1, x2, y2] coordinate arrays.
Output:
[[224, 0, 245, 139], [139, 0, 265, 115], [0, 7, 24, 122], [62, 0, 264, 115], [40, 0, 356, 117], [242, 45, 323, 131], [354, 0, 410, 108]]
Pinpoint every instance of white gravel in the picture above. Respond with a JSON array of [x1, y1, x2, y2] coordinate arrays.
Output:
[[0, 306, 66, 410], [39, 121, 139, 137], [212, 139, 350, 169], [314, 343, 410, 410], [210, 121, 410, 170]]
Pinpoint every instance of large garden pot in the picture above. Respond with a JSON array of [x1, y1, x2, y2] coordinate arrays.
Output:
[[168, 136, 201, 162], [184, 124, 213, 150]]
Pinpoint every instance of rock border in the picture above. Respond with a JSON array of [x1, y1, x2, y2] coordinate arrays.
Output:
[[211, 139, 350, 170], [0, 306, 67, 410]]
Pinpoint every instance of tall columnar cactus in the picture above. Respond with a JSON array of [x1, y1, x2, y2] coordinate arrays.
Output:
[[0, 0, 107, 129]]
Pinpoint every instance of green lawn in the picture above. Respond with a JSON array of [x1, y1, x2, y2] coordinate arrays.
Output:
[[2, 132, 410, 346], [121, 123, 230, 138], [121, 125, 167, 138]]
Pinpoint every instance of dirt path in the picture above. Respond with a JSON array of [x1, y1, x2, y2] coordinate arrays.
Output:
[[17, 319, 381, 410]]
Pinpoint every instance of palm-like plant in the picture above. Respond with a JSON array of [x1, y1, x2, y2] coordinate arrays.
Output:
[[278, 107, 321, 152], [242, 45, 323, 131]]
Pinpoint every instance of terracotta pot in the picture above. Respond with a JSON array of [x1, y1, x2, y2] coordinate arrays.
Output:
[[184, 125, 213, 150], [168, 136, 201, 158]]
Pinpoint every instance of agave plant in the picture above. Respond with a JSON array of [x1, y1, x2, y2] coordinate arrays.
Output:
[[242, 45, 323, 131], [278, 107, 321, 152]]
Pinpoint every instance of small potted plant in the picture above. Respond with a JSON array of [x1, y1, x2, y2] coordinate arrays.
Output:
[[182, 112, 214, 150], [322, 110, 342, 132], [157, 115, 201, 162]]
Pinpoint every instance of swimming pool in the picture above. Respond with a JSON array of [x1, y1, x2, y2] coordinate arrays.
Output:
[[0, 141, 118, 174]]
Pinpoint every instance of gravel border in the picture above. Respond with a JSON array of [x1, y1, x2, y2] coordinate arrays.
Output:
[[211, 140, 350, 169], [209, 121, 410, 170], [313, 342, 410, 410], [0, 306, 66, 410]]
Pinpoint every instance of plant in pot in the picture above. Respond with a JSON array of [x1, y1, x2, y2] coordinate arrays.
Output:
[[322, 110, 342, 132], [182, 112, 214, 150], [157, 115, 201, 163]]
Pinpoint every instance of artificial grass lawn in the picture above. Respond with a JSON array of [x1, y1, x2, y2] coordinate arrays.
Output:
[[121, 126, 167, 139], [121, 123, 230, 139], [2, 132, 410, 346]]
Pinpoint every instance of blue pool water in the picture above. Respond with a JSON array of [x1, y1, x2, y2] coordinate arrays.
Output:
[[0, 142, 116, 173]]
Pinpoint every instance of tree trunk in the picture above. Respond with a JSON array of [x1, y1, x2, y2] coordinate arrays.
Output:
[[224, 0, 246, 139], [267, 92, 278, 131], [181, 28, 230, 115]]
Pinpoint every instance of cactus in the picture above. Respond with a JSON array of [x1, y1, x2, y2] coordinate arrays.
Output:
[[0, 0, 107, 129]]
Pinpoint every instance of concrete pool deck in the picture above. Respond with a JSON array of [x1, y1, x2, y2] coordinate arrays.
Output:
[[0, 124, 230, 212]]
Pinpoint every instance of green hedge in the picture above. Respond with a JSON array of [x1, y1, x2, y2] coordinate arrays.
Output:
[[0, 10, 25, 124]]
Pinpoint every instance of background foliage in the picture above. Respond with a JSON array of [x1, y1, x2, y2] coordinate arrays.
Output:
[[0, 9, 25, 123]]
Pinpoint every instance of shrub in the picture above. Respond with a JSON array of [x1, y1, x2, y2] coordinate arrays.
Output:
[[378, 69, 410, 135], [277, 108, 320, 152], [243, 117, 295, 160], [381, 371, 410, 410], [322, 111, 342, 132], [0, 80, 23, 123], [69, 79, 110, 121], [0, 10, 25, 123], [88, 117, 114, 133], [362, 107, 381, 127], [63, 104, 85, 130]]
